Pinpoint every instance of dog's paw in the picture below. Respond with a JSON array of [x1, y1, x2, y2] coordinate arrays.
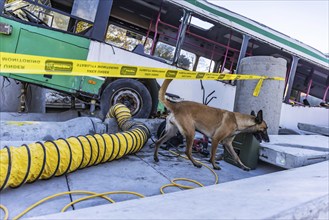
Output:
[[213, 165, 221, 170], [194, 163, 202, 168], [208, 159, 219, 165], [243, 166, 251, 171], [154, 157, 159, 163]]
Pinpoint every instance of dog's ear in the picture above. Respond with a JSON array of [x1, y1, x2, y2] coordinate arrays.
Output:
[[251, 110, 256, 116], [255, 110, 263, 124]]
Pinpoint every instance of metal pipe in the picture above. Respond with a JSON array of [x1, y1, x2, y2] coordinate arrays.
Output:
[[150, 2, 163, 55], [323, 85, 329, 102], [150, 16, 159, 55], [208, 45, 216, 72], [144, 19, 153, 47], [221, 31, 232, 73], [306, 79, 313, 98]]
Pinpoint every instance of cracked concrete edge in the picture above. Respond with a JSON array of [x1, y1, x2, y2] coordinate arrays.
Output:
[[265, 194, 329, 220]]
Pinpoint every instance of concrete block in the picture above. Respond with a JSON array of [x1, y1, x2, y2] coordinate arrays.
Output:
[[0, 117, 106, 141], [0, 110, 78, 122], [298, 123, 329, 136], [259, 135, 329, 168]]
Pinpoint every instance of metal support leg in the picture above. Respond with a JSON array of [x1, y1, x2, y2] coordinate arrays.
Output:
[[236, 34, 251, 73], [173, 10, 191, 65], [284, 56, 300, 103], [221, 31, 232, 73], [19, 83, 27, 113], [150, 3, 163, 55], [323, 85, 329, 102], [0, 0, 5, 13], [91, 0, 113, 41], [90, 99, 96, 115]]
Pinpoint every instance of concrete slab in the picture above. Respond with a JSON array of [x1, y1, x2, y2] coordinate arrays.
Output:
[[259, 135, 329, 168], [298, 123, 329, 136], [0, 117, 106, 141], [32, 161, 329, 220], [0, 110, 78, 122], [66, 154, 170, 210], [0, 176, 71, 219], [264, 135, 329, 150]]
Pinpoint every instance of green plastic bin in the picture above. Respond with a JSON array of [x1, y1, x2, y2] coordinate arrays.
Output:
[[223, 133, 260, 170]]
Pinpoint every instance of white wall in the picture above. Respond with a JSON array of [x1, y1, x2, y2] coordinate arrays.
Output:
[[280, 103, 329, 130], [156, 79, 236, 111]]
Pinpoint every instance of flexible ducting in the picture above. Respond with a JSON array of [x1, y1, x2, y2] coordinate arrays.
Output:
[[0, 104, 150, 191]]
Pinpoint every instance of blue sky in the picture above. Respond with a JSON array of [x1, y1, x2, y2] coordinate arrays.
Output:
[[209, 0, 329, 54]]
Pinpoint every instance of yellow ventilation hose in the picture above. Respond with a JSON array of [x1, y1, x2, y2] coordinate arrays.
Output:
[[0, 104, 219, 220], [0, 104, 150, 191]]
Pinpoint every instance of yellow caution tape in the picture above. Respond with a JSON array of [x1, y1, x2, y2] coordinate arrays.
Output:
[[0, 52, 284, 96], [253, 79, 264, 97]]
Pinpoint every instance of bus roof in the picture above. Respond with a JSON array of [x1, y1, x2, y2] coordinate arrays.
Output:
[[171, 0, 328, 70]]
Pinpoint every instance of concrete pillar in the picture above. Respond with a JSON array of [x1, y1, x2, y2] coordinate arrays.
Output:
[[0, 76, 46, 113], [234, 56, 287, 134]]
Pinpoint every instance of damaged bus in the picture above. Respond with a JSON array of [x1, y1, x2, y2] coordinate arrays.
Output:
[[0, 0, 328, 128]]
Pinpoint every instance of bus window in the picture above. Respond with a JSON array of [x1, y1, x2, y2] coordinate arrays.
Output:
[[190, 16, 214, 31], [196, 57, 215, 72], [177, 50, 196, 70], [154, 42, 175, 62], [71, 0, 99, 22], [4, 0, 70, 31], [299, 92, 324, 106], [105, 24, 153, 53], [154, 42, 195, 69]]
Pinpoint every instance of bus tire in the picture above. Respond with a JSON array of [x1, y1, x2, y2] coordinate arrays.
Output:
[[101, 79, 152, 119], [143, 79, 159, 116]]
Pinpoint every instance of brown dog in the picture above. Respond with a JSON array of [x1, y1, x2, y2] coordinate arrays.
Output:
[[154, 79, 270, 171]]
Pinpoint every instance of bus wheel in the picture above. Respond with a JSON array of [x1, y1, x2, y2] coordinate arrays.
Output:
[[101, 79, 152, 119]]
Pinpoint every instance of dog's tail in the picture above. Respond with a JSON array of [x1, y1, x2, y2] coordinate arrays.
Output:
[[159, 79, 174, 111]]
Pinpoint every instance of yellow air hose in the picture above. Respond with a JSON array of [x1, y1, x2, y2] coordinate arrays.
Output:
[[0, 103, 219, 219], [0, 103, 150, 191]]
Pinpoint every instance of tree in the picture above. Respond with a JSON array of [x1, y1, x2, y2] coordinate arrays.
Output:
[[154, 43, 175, 61], [178, 54, 192, 70]]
